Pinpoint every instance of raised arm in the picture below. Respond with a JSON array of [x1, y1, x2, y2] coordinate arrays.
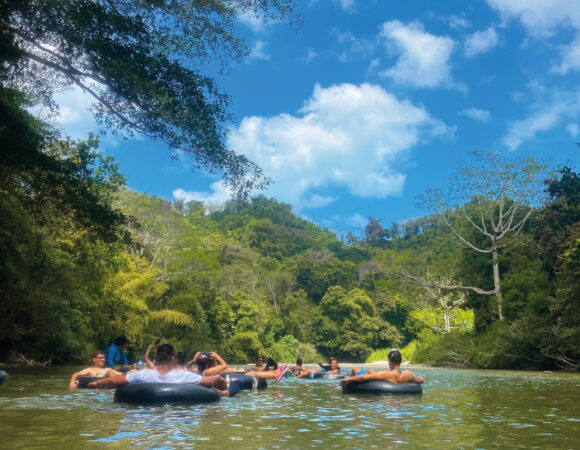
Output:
[[144, 343, 158, 369], [186, 352, 200, 368], [203, 352, 228, 376]]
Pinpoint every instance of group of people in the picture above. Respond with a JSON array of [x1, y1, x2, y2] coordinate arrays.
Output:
[[69, 336, 424, 394]]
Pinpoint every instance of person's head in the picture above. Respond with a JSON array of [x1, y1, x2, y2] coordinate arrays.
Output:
[[92, 351, 105, 368], [265, 358, 277, 371], [388, 349, 402, 368], [196, 352, 212, 372], [176, 352, 187, 366], [155, 343, 175, 365], [255, 356, 264, 366], [114, 336, 128, 348], [329, 358, 339, 370], [296, 357, 303, 366]]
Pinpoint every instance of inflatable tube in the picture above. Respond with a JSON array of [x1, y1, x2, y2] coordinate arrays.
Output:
[[114, 383, 220, 404], [309, 372, 327, 379], [221, 373, 267, 390], [76, 376, 105, 388], [0, 370, 6, 385], [342, 380, 422, 395]]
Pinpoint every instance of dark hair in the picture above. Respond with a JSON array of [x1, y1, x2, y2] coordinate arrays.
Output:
[[388, 349, 402, 364], [265, 358, 278, 371], [296, 357, 303, 366], [155, 344, 175, 364], [114, 336, 128, 346], [176, 352, 186, 366], [92, 350, 104, 359], [196, 352, 212, 371]]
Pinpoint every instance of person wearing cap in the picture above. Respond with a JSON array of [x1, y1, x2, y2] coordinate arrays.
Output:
[[339, 349, 424, 387]]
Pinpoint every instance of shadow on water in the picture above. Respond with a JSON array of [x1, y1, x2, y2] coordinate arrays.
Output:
[[0, 367, 579, 448]]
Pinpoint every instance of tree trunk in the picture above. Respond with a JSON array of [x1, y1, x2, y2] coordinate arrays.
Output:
[[492, 247, 503, 320]]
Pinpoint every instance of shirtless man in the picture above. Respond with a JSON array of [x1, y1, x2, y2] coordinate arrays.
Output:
[[250, 356, 265, 371], [296, 357, 340, 378], [69, 351, 121, 389], [88, 344, 236, 396], [339, 349, 424, 387]]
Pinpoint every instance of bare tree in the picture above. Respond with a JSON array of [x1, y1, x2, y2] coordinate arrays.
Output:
[[416, 152, 549, 320]]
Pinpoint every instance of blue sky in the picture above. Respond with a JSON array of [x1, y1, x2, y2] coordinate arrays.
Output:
[[49, 0, 579, 237]]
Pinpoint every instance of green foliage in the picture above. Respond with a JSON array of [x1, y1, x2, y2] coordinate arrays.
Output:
[[224, 331, 266, 363]]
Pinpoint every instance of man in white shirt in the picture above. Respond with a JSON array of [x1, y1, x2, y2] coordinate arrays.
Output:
[[89, 344, 230, 395]]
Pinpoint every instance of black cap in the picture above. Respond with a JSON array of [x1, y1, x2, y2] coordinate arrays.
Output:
[[388, 349, 402, 364]]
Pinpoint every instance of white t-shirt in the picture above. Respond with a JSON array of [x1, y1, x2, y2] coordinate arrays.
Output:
[[126, 369, 202, 384]]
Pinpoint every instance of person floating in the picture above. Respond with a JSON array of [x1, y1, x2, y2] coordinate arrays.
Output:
[[88, 344, 237, 397], [104, 336, 129, 369], [250, 356, 265, 371], [69, 351, 122, 389], [296, 357, 341, 378], [144, 338, 161, 369], [339, 349, 424, 387]]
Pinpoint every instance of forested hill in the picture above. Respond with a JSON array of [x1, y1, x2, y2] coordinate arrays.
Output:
[[1, 99, 578, 369]]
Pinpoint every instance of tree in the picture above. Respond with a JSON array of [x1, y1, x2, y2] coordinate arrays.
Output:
[[417, 152, 549, 320], [1, 0, 297, 194]]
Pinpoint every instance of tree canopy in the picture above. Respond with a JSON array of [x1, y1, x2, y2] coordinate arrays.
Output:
[[0, 0, 297, 194]]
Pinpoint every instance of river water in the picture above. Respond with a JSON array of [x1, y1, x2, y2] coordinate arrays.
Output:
[[0, 366, 578, 448]]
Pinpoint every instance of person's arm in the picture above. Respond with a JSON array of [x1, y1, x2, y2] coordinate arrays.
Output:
[[87, 374, 128, 388], [199, 375, 228, 390], [340, 370, 396, 386], [144, 344, 156, 369], [203, 352, 228, 376], [69, 368, 90, 390], [402, 370, 424, 384], [186, 352, 200, 368], [105, 368, 123, 377]]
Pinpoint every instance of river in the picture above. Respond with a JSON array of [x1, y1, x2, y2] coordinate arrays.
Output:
[[0, 366, 578, 448]]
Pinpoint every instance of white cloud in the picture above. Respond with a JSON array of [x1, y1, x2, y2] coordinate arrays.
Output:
[[446, 14, 471, 30], [464, 26, 499, 57], [552, 33, 580, 74], [217, 83, 452, 211], [377, 20, 460, 89], [486, 0, 580, 37], [173, 182, 233, 205], [502, 88, 580, 150], [238, 13, 271, 34], [331, 28, 375, 62], [334, 0, 356, 13], [459, 107, 492, 123], [566, 123, 579, 137], [248, 40, 271, 61], [304, 48, 318, 62]]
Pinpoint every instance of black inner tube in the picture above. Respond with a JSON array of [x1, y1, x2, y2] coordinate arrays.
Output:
[[76, 376, 105, 388], [342, 380, 423, 395], [221, 373, 267, 390], [114, 383, 220, 404]]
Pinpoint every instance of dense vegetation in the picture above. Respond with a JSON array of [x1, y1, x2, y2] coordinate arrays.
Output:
[[1, 86, 578, 369], [1, 1, 578, 371]]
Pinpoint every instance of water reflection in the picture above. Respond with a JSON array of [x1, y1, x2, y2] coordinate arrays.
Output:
[[0, 367, 578, 448]]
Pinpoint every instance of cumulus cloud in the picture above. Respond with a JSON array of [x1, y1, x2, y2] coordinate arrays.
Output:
[[485, 0, 580, 37], [446, 14, 471, 30], [173, 182, 233, 206], [377, 20, 460, 89], [502, 88, 580, 150], [464, 26, 499, 57], [189, 83, 453, 211], [459, 107, 492, 123]]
